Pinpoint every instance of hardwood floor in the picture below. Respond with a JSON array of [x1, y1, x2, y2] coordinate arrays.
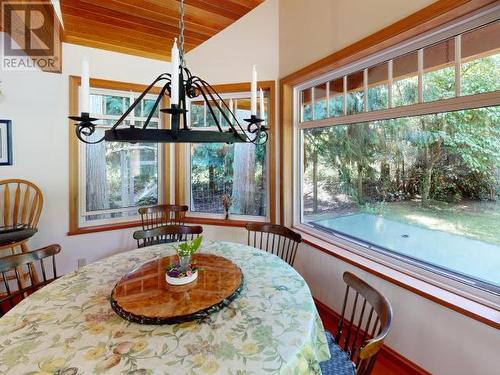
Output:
[[315, 299, 430, 375]]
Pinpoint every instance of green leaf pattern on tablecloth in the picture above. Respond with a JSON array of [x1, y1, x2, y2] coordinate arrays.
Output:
[[0, 241, 330, 374]]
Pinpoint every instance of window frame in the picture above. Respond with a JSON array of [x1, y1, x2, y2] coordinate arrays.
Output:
[[68, 76, 171, 235], [288, 6, 500, 310], [174, 81, 277, 226]]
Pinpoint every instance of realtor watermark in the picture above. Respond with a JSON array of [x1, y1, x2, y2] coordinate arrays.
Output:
[[1, 1, 59, 71]]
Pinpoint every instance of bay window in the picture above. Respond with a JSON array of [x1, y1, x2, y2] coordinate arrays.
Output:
[[294, 17, 500, 302]]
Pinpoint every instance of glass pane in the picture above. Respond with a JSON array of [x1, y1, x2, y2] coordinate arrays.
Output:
[[328, 78, 343, 117], [89, 94, 104, 115], [190, 142, 267, 216], [314, 83, 327, 120], [301, 106, 500, 289], [393, 51, 418, 107], [105, 95, 128, 116], [301, 88, 313, 122], [85, 133, 158, 213], [346, 71, 364, 114], [190, 101, 206, 127], [143, 99, 159, 118], [205, 101, 222, 128], [368, 62, 388, 111], [461, 22, 500, 96], [424, 38, 455, 102]]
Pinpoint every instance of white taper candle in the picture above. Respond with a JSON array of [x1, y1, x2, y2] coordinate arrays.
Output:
[[251, 65, 257, 116], [171, 38, 180, 105], [81, 56, 90, 113]]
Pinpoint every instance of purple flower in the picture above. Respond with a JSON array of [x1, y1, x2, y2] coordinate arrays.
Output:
[[167, 268, 180, 278]]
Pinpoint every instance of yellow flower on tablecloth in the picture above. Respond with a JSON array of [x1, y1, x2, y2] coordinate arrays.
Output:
[[39, 358, 66, 372], [191, 353, 205, 366], [132, 341, 148, 352], [87, 324, 105, 335], [201, 360, 219, 374], [84, 346, 106, 360], [242, 343, 261, 355]]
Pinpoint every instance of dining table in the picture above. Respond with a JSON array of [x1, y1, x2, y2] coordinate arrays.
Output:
[[0, 240, 330, 374]]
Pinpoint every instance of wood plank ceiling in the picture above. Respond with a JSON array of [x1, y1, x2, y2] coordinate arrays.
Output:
[[59, 0, 264, 61]]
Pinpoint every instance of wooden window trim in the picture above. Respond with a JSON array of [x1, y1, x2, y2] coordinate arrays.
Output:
[[279, 0, 499, 328], [175, 80, 277, 224], [68, 76, 170, 235]]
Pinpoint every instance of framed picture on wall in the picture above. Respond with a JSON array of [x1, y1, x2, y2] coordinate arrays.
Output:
[[0, 120, 12, 166]]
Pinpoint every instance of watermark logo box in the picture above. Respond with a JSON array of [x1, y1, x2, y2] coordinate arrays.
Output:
[[1, 1, 60, 71]]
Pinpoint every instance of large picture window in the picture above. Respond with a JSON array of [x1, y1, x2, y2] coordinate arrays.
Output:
[[295, 19, 500, 297], [188, 92, 269, 218]]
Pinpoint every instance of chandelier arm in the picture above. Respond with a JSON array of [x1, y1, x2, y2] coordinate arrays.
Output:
[[197, 78, 256, 142], [190, 81, 225, 133], [142, 82, 170, 130], [110, 74, 171, 131], [75, 125, 105, 145], [195, 79, 252, 142]]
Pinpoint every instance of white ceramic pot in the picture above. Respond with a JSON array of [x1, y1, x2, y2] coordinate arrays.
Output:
[[165, 270, 198, 285]]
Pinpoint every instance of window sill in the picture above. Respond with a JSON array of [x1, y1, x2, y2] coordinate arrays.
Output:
[[67, 217, 267, 235], [184, 216, 267, 228], [295, 227, 500, 330], [67, 220, 144, 236]]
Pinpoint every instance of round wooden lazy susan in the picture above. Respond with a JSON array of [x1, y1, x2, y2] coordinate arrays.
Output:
[[110, 253, 243, 325]]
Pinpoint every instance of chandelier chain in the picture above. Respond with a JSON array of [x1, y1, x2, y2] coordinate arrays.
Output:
[[179, 0, 186, 67]]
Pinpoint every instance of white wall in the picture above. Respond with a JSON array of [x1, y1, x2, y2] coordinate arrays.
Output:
[[186, 0, 279, 83], [279, 0, 436, 77]]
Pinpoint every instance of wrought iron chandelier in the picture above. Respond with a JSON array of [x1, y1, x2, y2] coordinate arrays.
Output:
[[69, 0, 267, 145]]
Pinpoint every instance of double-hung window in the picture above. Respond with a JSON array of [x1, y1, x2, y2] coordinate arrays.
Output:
[[186, 90, 270, 220], [77, 87, 162, 227], [294, 14, 500, 304]]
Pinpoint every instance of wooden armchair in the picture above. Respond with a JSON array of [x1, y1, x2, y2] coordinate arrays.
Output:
[[0, 244, 60, 316], [133, 225, 203, 248], [0, 179, 43, 253], [245, 223, 302, 266], [138, 204, 188, 230], [320, 272, 393, 375]]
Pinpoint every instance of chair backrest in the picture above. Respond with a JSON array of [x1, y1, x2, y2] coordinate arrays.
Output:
[[138, 204, 188, 230], [0, 244, 60, 316], [245, 223, 302, 266], [133, 225, 203, 248], [0, 179, 43, 229], [335, 272, 393, 375]]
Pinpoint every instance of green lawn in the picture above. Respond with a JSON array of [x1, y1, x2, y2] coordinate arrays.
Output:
[[380, 200, 500, 245]]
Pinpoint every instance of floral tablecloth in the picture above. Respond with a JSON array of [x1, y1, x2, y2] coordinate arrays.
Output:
[[0, 241, 330, 374]]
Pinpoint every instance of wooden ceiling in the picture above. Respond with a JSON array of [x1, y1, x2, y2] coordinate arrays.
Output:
[[59, 0, 264, 61]]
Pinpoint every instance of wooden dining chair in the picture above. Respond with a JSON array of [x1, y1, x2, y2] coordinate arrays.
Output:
[[0, 244, 61, 317], [245, 223, 302, 266], [320, 272, 393, 375], [0, 179, 43, 253], [138, 205, 189, 230], [133, 225, 203, 248]]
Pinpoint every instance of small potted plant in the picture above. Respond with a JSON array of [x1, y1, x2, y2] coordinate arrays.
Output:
[[165, 236, 203, 285]]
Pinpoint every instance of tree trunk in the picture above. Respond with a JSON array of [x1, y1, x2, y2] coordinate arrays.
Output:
[[86, 142, 109, 215], [357, 163, 364, 204], [232, 144, 256, 215]]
